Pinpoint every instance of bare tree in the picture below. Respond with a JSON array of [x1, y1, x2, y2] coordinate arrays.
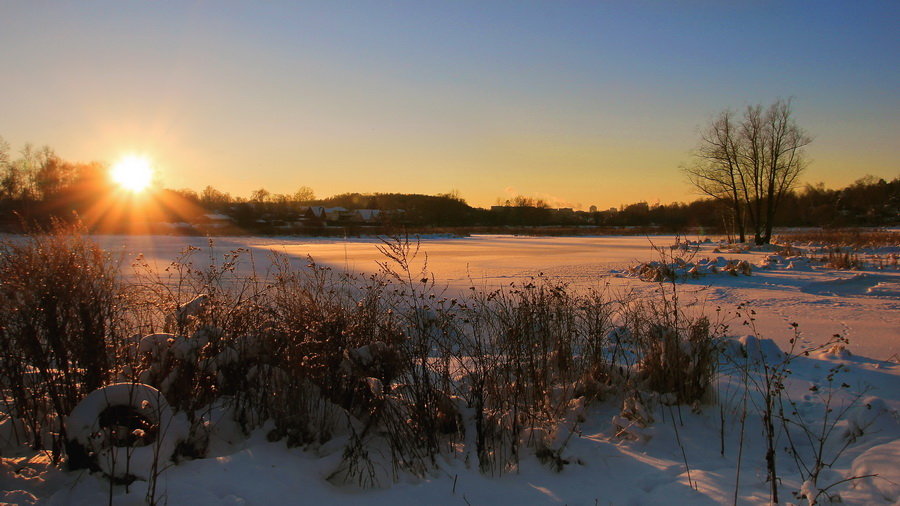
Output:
[[200, 185, 232, 208], [759, 99, 810, 243], [0, 136, 17, 200], [0, 136, 9, 168], [686, 99, 811, 244], [685, 109, 748, 242], [250, 187, 271, 203], [292, 185, 315, 202]]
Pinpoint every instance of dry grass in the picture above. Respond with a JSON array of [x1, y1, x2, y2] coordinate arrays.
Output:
[[0, 220, 128, 461], [823, 249, 864, 270], [776, 229, 899, 249]]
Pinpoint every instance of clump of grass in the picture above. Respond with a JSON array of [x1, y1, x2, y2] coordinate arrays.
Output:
[[454, 274, 616, 474], [775, 229, 900, 270], [873, 252, 899, 270], [823, 249, 863, 270], [776, 229, 899, 249], [775, 243, 804, 257], [618, 290, 722, 405]]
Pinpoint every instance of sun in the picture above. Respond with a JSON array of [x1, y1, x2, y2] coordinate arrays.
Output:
[[110, 155, 154, 193]]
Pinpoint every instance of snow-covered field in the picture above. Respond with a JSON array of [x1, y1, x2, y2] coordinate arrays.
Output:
[[2, 234, 898, 505]]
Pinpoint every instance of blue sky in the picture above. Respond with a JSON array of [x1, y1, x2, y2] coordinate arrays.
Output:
[[1, 1, 897, 208]]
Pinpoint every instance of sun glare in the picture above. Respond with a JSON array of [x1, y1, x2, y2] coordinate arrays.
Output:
[[110, 155, 154, 193]]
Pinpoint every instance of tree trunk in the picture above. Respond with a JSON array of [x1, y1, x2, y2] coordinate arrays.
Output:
[[730, 192, 745, 243]]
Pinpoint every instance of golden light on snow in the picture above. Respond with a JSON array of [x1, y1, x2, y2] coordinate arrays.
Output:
[[110, 155, 154, 193]]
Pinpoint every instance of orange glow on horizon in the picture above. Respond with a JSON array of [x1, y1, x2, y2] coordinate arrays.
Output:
[[71, 156, 213, 235]]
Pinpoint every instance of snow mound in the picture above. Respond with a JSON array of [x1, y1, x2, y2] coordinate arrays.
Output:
[[753, 253, 824, 271], [845, 397, 898, 440], [67, 383, 189, 480], [721, 335, 785, 364], [850, 439, 900, 502], [866, 280, 900, 298], [818, 343, 853, 360], [802, 273, 900, 298]]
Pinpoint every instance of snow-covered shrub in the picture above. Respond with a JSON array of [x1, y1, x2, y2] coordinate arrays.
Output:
[[129, 244, 282, 434], [721, 334, 786, 366], [166, 294, 209, 331], [612, 390, 654, 442], [47, 235, 615, 483], [627, 256, 751, 282], [136, 332, 208, 402], [723, 258, 753, 275], [630, 260, 678, 282], [529, 395, 587, 472]]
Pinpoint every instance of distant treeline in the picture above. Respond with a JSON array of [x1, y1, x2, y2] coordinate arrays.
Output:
[[0, 138, 897, 234]]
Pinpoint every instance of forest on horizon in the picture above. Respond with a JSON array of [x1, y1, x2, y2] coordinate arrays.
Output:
[[0, 138, 897, 236]]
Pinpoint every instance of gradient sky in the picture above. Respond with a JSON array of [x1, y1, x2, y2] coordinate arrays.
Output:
[[1, 1, 897, 209]]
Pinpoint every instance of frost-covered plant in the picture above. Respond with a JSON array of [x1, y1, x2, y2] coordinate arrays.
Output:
[[723, 312, 875, 505], [444, 273, 616, 475], [781, 360, 878, 504], [129, 242, 278, 430], [619, 283, 723, 404], [0, 220, 127, 461]]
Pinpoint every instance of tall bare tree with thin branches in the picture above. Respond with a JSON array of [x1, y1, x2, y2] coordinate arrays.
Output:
[[685, 109, 748, 242], [685, 99, 811, 244]]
